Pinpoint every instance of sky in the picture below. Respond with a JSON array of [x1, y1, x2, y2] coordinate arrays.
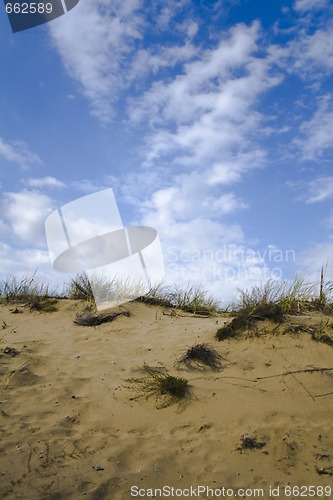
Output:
[[1, 0, 333, 305]]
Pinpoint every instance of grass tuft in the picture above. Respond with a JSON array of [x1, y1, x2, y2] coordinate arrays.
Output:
[[66, 273, 95, 302], [138, 283, 221, 316], [128, 364, 191, 409], [310, 320, 333, 346], [177, 343, 223, 370], [0, 272, 58, 312], [215, 276, 332, 341]]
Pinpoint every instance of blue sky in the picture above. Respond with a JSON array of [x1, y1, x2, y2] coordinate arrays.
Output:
[[1, 0, 333, 303]]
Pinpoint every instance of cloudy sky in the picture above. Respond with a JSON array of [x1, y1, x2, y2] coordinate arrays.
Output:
[[1, 0, 333, 303]]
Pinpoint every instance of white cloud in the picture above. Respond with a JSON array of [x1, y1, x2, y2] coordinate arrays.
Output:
[[129, 22, 281, 170], [295, 95, 333, 160], [294, 0, 327, 11], [49, 0, 145, 123], [0, 241, 65, 292], [71, 175, 118, 194], [0, 137, 42, 168], [154, 218, 287, 305], [293, 26, 333, 74], [136, 170, 247, 229], [48, 10, 305, 301], [1, 190, 54, 246], [304, 176, 333, 203], [297, 243, 333, 288], [128, 42, 197, 81], [207, 150, 266, 186], [271, 24, 333, 81], [25, 176, 67, 188]]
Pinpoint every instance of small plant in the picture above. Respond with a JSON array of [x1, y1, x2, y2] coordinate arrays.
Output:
[[0, 272, 59, 312], [177, 343, 223, 370], [67, 272, 149, 306], [29, 297, 58, 312], [66, 272, 95, 301], [137, 283, 173, 308], [215, 277, 327, 341], [311, 320, 333, 346], [128, 364, 191, 409], [138, 283, 221, 316], [0, 272, 51, 304]]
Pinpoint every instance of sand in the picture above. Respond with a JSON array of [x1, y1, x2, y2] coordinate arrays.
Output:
[[0, 299, 332, 499]]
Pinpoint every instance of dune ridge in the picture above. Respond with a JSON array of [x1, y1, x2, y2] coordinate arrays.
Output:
[[0, 299, 332, 499]]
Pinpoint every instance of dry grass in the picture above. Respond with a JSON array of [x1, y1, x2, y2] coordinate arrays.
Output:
[[128, 364, 191, 409], [74, 309, 130, 326], [177, 343, 223, 370], [139, 283, 221, 316], [216, 276, 333, 341], [0, 273, 58, 312]]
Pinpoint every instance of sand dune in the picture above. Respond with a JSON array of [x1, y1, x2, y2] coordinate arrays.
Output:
[[0, 300, 332, 499]]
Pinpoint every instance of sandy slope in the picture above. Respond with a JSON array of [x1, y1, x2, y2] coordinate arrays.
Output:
[[0, 300, 332, 499]]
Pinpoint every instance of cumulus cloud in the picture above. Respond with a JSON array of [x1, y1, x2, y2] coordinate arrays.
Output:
[[130, 22, 281, 170], [1, 190, 54, 246], [137, 170, 247, 228], [45, 4, 331, 300], [48, 0, 196, 123]]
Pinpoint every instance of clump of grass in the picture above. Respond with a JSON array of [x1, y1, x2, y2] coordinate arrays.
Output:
[[137, 283, 174, 308], [74, 309, 130, 326], [66, 272, 95, 301], [128, 364, 191, 409], [215, 275, 333, 341], [0, 272, 58, 312], [67, 272, 149, 307], [29, 297, 58, 313], [177, 343, 223, 370], [138, 283, 221, 316], [278, 277, 317, 314], [0, 272, 50, 304], [311, 320, 333, 347], [216, 281, 285, 341]]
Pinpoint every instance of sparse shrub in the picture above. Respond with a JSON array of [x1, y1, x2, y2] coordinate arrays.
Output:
[[177, 343, 223, 370], [128, 364, 191, 408]]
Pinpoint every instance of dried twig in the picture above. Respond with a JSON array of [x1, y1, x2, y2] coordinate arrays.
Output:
[[256, 367, 333, 380]]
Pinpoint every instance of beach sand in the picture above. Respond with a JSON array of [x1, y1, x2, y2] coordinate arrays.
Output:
[[0, 300, 332, 499]]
